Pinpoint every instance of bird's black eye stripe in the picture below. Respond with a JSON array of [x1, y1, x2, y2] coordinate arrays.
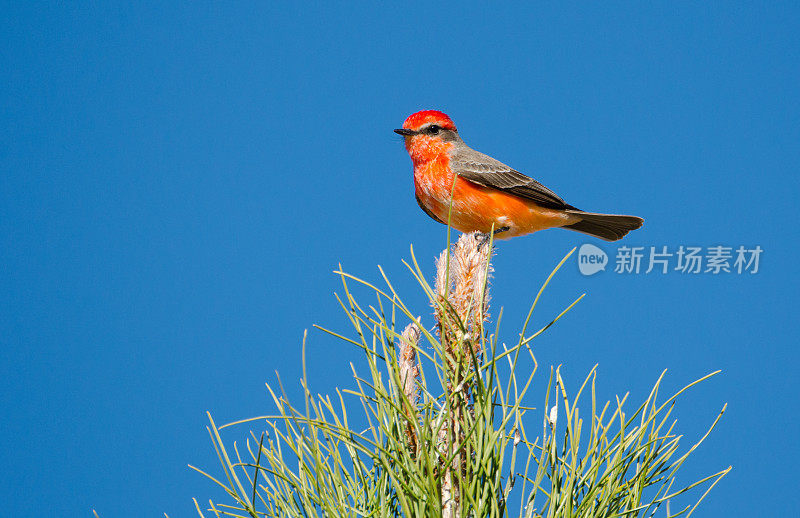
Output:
[[427, 125, 441, 134]]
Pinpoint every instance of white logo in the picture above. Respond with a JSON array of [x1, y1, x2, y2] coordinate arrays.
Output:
[[578, 243, 608, 276]]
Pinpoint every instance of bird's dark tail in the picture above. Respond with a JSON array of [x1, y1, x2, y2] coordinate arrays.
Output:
[[562, 211, 643, 242]]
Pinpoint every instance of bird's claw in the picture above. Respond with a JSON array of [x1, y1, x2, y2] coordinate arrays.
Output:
[[476, 226, 510, 246], [493, 226, 510, 235]]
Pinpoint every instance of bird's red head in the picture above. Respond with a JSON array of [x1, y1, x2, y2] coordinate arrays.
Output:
[[401, 110, 457, 132], [395, 110, 459, 163]]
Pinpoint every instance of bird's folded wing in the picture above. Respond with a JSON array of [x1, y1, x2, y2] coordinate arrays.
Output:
[[450, 148, 577, 211]]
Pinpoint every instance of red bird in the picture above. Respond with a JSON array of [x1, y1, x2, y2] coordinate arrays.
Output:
[[395, 110, 643, 241]]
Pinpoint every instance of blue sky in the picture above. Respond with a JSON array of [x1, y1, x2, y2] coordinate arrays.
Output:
[[2, 3, 798, 516]]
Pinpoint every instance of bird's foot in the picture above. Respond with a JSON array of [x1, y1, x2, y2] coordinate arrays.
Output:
[[493, 226, 510, 235], [475, 226, 510, 246]]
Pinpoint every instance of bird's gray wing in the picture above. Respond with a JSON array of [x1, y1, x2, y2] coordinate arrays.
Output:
[[450, 146, 577, 211]]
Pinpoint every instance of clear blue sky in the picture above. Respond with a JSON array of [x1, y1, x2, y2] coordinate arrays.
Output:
[[2, 3, 798, 516]]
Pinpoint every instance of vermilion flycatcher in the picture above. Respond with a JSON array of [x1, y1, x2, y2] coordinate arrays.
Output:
[[395, 110, 643, 241]]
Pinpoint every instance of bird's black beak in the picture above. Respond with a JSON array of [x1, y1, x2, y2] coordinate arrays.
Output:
[[394, 128, 417, 136]]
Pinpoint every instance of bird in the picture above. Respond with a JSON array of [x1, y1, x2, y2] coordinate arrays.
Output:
[[394, 110, 643, 241]]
